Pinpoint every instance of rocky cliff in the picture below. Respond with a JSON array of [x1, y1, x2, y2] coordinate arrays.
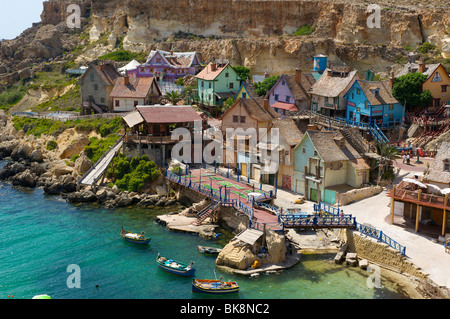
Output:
[[83, 0, 449, 59]]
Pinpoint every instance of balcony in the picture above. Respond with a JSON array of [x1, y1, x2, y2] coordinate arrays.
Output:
[[124, 133, 183, 145], [389, 181, 450, 210]]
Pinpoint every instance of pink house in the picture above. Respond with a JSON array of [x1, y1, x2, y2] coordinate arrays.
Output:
[[128, 49, 201, 83], [266, 69, 316, 118]]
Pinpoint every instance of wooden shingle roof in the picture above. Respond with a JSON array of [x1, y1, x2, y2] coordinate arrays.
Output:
[[357, 80, 399, 106], [306, 130, 362, 163]]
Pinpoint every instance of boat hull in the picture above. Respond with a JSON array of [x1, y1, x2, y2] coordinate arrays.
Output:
[[121, 228, 151, 244], [157, 258, 195, 277], [198, 245, 222, 255], [192, 279, 239, 294]]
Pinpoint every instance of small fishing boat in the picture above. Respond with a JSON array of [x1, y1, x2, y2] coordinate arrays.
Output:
[[156, 253, 195, 277], [120, 227, 151, 244], [198, 245, 222, 255], [192, 278, 239, 294]]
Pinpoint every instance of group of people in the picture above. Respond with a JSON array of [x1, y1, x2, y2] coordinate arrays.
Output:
[[402, 153, 411, 165]]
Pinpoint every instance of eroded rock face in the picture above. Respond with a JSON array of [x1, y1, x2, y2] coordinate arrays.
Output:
[[86, 0, 448, 57]]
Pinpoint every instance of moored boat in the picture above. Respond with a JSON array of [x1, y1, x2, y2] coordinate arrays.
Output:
[[198, 245, 222, 255], [192, 278, 239, 294], [121, 227, 151, 244], [156, 253, 195, 277]]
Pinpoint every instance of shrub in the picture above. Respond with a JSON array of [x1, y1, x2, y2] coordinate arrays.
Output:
[[110, 154, 161, 192], [292, 24, 315, 36], [417, 42, 436, 54], [254, 75, 280, 96], [46, 140, 58, 151]]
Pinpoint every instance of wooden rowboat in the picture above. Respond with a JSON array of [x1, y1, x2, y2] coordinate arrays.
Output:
[[192, 278, 239, 294], [157, 253, 195, 277], [121, 227, 151, 244], [198, 245, 222, 255]]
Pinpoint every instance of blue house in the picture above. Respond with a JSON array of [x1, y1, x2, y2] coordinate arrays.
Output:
[[344, 80, 404, 129]]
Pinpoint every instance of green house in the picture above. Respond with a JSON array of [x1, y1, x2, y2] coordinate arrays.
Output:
[[292, 130, 370, 204], [195, 62, 241, 107]]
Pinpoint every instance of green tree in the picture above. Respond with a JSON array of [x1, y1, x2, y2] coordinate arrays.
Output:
[[161, 91, 183, 105], [254, 75, 280, 96], [232, 66, 251, 82], [375, 142, 399, 185], [392, 73, 433, 109]]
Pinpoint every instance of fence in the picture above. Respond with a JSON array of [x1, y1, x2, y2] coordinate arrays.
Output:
[[355, 223, 406, 256], [12, 111, 123, 122], [314, 201, 341, 215]]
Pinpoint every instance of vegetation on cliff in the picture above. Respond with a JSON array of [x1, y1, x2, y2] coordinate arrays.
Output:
[[108, 154, 161, 192]]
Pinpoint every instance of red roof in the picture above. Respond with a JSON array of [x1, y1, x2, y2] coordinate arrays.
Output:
[[272, 102, 298, 111], [110, 77, 161, 98], [137, 105, 202, 124]]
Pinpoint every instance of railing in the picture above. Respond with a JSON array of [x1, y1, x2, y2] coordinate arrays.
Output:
[[314, 202, 341, 216], [355, 223, 406, 256], [12, 111, 123, 122], [78, 134, 124, 185], [391, 182, 450, 209], [124, 133, 181, 144], [282, 214, 357, 228]]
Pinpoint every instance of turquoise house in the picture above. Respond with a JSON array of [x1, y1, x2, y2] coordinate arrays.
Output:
[[293, 130, 370, 204], [344, 79, 404, 129], [196, 62, 241, 107]]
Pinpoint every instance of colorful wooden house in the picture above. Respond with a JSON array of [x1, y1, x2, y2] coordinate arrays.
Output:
[[396, 61, 450, 108], [310, 66, 359, 117], [234, 81, 257, 100], [293, 130, 370, 204], [344, 79, 405, 129], [127, 50, 201, 83], [79, 63, 122, 113], [270, 119, 303, 190], [196, 62, 242, 107], [110, 74, 162, 112], [220, 97, 278, 179], [122, 105, 203, 165], [266, 68, 316, 118]]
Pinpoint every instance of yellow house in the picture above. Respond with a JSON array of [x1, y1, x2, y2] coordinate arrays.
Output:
[[396, 61, 450, 108], [234, 82, 257, 100]]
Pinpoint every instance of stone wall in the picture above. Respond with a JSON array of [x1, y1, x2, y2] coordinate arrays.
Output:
[[340, 229, 427, 279], [338, 185, 383, 206]]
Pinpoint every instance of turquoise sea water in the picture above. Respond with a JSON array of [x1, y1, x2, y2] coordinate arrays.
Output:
[[0, 173, 408, 299]]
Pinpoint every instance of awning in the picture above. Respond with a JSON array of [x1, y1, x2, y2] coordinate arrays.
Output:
[[234, 228, 263, 246], [123, 111, 144, 128], [272, 102, 298, 112], [403, 178, 427, 188]]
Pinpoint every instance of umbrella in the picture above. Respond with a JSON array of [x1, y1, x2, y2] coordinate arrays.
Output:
[[403, 178, 427, 188]]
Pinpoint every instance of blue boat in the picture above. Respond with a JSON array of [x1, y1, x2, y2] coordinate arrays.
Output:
[[192, 278, 239, 294], [156, 253, 195, 277], [121, 227, 151, 244]]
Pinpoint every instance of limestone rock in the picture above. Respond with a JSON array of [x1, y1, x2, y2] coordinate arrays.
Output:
[[11, 143, 33, 161], [359, 259, 369, 270], [51, 162, 74, 177], [11, 169, 37, 188], [60, 136, 90, 159], [74, 155, 93, 175]]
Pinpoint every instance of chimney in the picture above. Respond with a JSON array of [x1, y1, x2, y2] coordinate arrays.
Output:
[[210, 63, 216, 72], [295, 68, 302, 85], [264, 70, 270, 78], [419, 59, 426, 73], [389, 71, 395, 89], [100, 64, 105, 71], [124, 71, 130, 85], [263, 98, 269, 111], [333, 136, 345, 148]]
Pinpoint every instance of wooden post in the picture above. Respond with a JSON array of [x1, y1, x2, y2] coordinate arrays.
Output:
[[390, 185, 396, 224], [415, 189, 422, 233], [443, 194, 449, 236]]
